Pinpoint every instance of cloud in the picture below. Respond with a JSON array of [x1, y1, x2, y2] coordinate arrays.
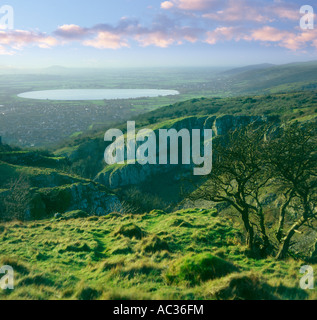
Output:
[[204, 24, 317, 51], [159, 0, 316, 51], [202, 0, 271, 23], [134, 31, 175, 47], [83, 31, 129, 49], [162, 0, 300, 24], [164, 0, 219, 11], [248, 26, 290, 43], [0, 44, 14, 55], [55, 24, 88, 39], [0, 30, 58, 54], [0, 1, 316, 55], [161, 1, 174, 10], [272, 4, 299, 21], [54, 18, 202, 49], [205, 26, 245, 44], [247, 26, 317, 50]]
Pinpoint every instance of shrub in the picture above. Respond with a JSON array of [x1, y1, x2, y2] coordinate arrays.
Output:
[[209, 273, 277, 300], [138, 235, 170, 253], [57, 210, 88, 220], [114, 223, 146, 240], [165, 253, 238, 286], [75, 285, 101, 300]]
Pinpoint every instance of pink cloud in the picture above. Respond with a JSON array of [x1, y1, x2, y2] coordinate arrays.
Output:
[[248, 26, 290, 42], [134, 31, 175, 47], [55, 24, 87, 39], [247, 26, 317, 50], [55, 19, 202, 49], [202, 0, 271, 23], [161, 1, 174, 10], [0, 2, 316, 55], [0, 30, 58, 54], [272, 5, 299, 21], [161, 0, 219, 11], [83, 31, 129, 49], [204, 24, 317, 51], [164, 0, 301, 25], [205, 27, 244, 44]]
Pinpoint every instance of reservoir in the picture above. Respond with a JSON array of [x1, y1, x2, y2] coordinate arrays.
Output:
[[17, 89, 180, 101]]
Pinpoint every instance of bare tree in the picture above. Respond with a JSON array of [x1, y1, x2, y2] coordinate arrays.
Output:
[[267, 122, 317, 259], [189, 124, 273, 255]]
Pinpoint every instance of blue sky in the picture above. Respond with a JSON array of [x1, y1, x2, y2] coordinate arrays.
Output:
[[0, 0, 316, 68]]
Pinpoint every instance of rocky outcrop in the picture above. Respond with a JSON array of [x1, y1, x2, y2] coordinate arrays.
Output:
[[96, 115, 279, 189], [28, 182, 121, 219]]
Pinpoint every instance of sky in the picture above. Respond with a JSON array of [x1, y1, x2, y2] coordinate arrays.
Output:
[[0, 0, 316, 68]]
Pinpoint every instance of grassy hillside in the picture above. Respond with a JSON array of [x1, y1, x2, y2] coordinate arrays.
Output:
[[53, 90, 316, 185], [0, 149, 119, 221], [0, 208, 315, 300], [0, 86, 316, 300], [135, 91, 317, 128], [226, 61, 317, 94]]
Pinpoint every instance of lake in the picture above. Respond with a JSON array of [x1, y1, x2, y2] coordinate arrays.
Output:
[[17, 89, 180, 101]]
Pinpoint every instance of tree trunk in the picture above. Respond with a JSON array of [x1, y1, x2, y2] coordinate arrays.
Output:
[[241, 210, 255, 251], [276, 217, 306, 260], [276, 191, 294, 242], [258, 209, 271, 255]]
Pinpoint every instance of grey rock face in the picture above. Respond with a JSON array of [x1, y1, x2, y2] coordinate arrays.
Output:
[[96, 115, 278, 189], [28, 182, 121, 219]]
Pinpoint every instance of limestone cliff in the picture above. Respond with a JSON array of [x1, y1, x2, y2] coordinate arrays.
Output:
[[96, 115, 278, 189]]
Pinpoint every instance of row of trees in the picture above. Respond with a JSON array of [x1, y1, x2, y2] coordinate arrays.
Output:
[[191, 121, 316, 259]]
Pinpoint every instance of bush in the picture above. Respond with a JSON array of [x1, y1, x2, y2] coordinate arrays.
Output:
[[210, 273, 277, 300], [57, 210, 88, 220], [138, 235, 170, 253], [75, 285, 101, 300], [165, 253, 238, 286], [114, 223, 146, 239]]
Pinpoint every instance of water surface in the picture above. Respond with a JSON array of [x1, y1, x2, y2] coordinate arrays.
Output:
[[17, 89, 179, 101]]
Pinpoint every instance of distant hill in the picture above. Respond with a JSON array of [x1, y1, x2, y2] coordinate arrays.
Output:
[[227, 60, 317, 94], [221, 63, 275, 76], [43, 65, 69, 73]]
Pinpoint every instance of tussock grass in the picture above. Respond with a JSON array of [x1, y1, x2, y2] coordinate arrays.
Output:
[[0, 208, 315, 300], [137, 235, 170, 253], [114, 223, 146, 240], [165, 253, 239, 286]]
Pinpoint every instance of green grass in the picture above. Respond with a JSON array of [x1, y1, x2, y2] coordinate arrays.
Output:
[[0, 161, 86, 189], [0, 208, 315, 300]]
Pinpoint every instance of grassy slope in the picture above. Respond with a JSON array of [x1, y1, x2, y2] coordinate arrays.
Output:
[[0, 160, 87, 189], [0, 209, 315, 300], [0, 78, 316, 300], [228, 61, 317, 94], [56, 90, 317, 156], [135, 91, 317, 128]]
